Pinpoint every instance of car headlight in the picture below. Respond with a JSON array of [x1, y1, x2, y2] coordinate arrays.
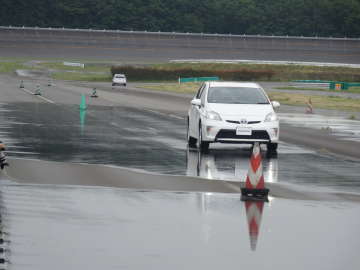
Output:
[[205, 111, 222, 121], [264, 112, 278, 122]]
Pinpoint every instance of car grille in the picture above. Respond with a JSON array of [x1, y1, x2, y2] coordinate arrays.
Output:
[[216, 129, 270, 140], [226, 120, 261, 124]]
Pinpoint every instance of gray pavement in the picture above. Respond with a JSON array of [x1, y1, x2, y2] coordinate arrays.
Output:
[[1, 28, 359, 63]]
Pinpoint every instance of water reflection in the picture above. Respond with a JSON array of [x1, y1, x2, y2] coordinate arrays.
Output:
[[194, 191, 267, 252], [79, 108, 86, 135], [186, 147, 278, 183], [244, 201, 265, 251]]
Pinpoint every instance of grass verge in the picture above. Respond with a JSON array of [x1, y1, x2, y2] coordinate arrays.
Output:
[[146, 63, 360, 82], [39, 62, 111, 72], [0, 61, 26, 73], [139, 83, 201, 94], [268, 92, 360, 112], [51, 72, 111, 82], [140, 83, 360, 112]]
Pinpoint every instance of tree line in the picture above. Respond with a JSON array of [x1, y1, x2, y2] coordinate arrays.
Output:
[[0, 0, 359, 37]]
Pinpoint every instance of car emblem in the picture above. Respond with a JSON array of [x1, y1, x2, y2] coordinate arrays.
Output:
[[240, 119, 248, 124]]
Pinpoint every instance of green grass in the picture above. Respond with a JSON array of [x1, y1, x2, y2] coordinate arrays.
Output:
[[268, 92, 360, 112], [139, 83, 201, 93], [150, 63, 360, 82], [275, 86, 360, 94], [0, 61, 26, 73], [38, 62, 111, 72], [140, 83, 360, 112], [51, 71, 111, 82]]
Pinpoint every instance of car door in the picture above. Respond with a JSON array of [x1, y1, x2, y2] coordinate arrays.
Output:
[[190, 83, 205, 136]]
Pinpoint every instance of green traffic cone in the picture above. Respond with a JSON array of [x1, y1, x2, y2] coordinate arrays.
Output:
[[79, 94, 87, 110]]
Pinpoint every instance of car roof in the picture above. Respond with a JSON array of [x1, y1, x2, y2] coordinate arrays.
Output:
[[207, 81, 260, 88]]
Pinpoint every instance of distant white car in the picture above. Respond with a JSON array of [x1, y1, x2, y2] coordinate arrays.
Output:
[[187, 81, 280, 152], [112, 74, 127, 86]]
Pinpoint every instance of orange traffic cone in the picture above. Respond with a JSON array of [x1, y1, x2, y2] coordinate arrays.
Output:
[[245, 201, 265, 251], [241, 142, 269, 201]]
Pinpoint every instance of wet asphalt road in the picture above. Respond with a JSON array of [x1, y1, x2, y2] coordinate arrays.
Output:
[[1, 185, 359, 270], [0, 77, 360, 193], [1, 74, 360, 269]]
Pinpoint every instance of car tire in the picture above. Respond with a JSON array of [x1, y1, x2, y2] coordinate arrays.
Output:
[[267, 143, 278, 152], [124, 84, 127, 87], [112, 83, 115, 86], [187, 121, 197, 147], [198, 124, 209, 152]]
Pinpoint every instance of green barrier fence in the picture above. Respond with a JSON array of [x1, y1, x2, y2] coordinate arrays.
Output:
[[293, 80, 360, 90], [293, 80, 333, 83], [179, 76, 219, 83]]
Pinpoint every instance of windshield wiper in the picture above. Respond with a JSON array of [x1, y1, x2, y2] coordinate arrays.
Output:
[[257, 102, 269, 104]]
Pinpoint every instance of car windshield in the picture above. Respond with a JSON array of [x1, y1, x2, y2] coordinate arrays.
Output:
[[115, 75, 125, 78], [207, 86, 269, 104]]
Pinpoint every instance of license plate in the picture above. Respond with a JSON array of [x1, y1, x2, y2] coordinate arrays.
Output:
[[236, 127, 252, 136]]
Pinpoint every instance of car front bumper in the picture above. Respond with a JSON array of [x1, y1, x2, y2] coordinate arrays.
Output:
[[201, 119, 279, 143]]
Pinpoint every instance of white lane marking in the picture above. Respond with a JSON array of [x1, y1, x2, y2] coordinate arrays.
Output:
[[37, 95, 55, 104], [20, 88, 55, 104]]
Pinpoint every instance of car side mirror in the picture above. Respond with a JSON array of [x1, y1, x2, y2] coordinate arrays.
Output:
[[191, 99, 202, 107], [271, 101, 280, 108]]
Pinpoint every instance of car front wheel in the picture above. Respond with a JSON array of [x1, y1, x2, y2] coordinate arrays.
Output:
[[198, 124, 209, 152], [187, 121, 197, 147]]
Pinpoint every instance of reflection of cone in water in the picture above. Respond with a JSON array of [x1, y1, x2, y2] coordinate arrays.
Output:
[[79, 94, 87, 110], [245, 201, 265, 251], [80, 109, 86, 134], [305, 98, 313, 114], [241, 142, 269, 201]]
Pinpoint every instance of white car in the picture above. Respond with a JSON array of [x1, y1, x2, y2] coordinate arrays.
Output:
[[112, 74, 127, 86], [187, 81, 280, 152]]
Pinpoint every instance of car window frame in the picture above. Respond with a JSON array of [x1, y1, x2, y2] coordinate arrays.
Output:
[[195, 83, 205, 99]]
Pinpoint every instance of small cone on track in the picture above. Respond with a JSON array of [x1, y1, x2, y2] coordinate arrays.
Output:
[[91, 88, 98, 98], [241, 142, 269, 201], [19, 80, 24, 88], [34, 85, 42, 96], [245, 201, 265, 251], [79, 94, 87, 110], [305, 98, 313, 114]]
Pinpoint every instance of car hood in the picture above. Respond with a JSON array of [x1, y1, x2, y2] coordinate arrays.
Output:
[[207, 103, 274, 121]]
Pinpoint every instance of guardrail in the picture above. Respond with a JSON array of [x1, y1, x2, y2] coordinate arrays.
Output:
[[1, 25, 359, 41]]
